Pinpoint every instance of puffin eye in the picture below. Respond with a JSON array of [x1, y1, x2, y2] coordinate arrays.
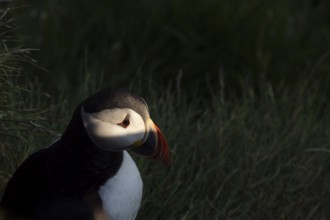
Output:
[[117, 115, 130, 128]]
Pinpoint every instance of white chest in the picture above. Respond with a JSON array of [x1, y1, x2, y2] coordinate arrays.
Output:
[[98, 151, 143, 220]]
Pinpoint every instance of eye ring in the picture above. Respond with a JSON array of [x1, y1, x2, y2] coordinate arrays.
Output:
[[117, 115, 130, 128]]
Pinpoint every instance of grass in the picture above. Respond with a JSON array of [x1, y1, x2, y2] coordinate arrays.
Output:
[[11, 0, 330, 95], [0, 7, 56, 196], [2, 69, 329, 219], [1, 1, 330, 220], [135, 79, 330, 219]]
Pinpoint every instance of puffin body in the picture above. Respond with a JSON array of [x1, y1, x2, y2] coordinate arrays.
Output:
[[0, 89, 169, 220], [99, 151, 143, 220]]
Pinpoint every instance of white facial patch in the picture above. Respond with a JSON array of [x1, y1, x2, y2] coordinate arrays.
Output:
[[81, 107, 146, 151]]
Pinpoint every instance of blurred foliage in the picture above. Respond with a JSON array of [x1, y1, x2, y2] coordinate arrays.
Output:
[[10, 0, 330, 95]]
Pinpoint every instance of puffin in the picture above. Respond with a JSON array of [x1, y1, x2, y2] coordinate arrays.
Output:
[[0, 88, 169, 220]]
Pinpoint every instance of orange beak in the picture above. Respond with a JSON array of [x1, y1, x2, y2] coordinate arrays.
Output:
[[150, 124, 169, 163], [130, 120, 169, 164]]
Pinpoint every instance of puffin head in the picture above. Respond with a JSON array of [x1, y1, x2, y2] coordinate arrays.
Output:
[[80, 89, 169, 163]]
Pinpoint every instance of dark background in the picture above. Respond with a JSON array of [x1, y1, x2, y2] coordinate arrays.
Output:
[[9, 0, 330, 96], [1, 0, 330, 219]]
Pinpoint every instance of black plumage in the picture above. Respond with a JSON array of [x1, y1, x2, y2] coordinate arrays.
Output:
[[0, 90, 138, 219], [0, 88, 163, 220], [83, 89, 149, 120]]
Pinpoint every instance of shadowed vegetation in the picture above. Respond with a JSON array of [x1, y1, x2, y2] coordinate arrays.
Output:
[[136, 79, 330, 219], [1, 1, 330, 219], [0, 7, 56, 197], [11, 0, 330, 95]]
